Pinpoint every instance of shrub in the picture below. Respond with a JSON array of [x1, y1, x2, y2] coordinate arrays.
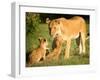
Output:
[[26, 12, 41, 34]]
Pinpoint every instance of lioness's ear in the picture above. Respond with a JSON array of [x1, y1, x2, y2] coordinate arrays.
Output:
[[46, 18, 51, 24], [55, 20, 60, 24]]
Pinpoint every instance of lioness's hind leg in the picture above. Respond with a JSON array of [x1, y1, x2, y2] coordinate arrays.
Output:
[[79, 41, 82, 54], [81, 33, 86, 54], [76, 33, 82, 54]]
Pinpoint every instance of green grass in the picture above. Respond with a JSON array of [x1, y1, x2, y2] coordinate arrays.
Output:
[[26, 23, 90, 67]]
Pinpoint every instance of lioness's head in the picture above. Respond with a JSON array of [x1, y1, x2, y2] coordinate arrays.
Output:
[[46, 18, 61, 38]]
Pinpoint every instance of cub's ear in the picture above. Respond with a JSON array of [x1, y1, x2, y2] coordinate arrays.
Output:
[[46, 18, 51, 24]]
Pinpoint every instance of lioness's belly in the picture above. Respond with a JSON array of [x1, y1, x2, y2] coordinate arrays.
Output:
[[62, 32, 79, 40]]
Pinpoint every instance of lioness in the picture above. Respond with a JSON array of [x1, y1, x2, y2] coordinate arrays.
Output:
[[46, 16, 86, 59], [28, 37, 48, 66]]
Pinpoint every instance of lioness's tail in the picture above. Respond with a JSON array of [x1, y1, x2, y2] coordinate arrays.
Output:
[[86, 33, 89, 40]]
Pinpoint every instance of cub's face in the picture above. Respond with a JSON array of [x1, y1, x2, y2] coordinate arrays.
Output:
[[49, 20, 61, 38], [39, 38, 48, 49]]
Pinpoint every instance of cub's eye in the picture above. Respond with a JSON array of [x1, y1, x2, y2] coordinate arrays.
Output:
[[44, 39, 46, 42]]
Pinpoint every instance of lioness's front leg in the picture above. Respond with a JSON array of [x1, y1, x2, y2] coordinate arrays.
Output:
[[64, 39, 71, 59]]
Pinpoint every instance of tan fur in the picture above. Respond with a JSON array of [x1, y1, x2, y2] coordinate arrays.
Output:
[[28, 38, 48, 66], [46, 35, 63, 61], [47, 16, 86, 59]]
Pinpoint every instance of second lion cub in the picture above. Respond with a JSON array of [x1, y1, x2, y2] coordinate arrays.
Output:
[[28, 37, 48, 66], [46, 34, 63, 61]]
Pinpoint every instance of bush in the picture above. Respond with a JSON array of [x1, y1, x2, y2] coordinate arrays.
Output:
[[26, 13, 41, 53], [26, 12, 41, 34]]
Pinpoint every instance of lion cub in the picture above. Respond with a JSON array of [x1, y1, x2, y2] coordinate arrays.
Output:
[[46, 34, 63, 61], [28, 37, 48, 66]]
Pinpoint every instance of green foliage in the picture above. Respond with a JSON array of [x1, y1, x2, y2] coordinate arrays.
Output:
[[26, 24, 52, 53], [26, 13, 42, 53], [26, 12, 41, 34]]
